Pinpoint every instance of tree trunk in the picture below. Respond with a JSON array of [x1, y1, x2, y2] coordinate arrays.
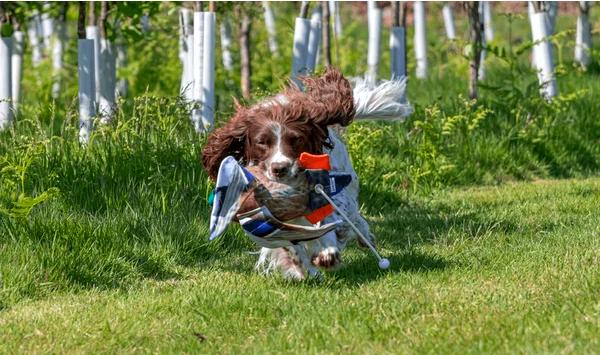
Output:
[[0, 2, 8, 32], [392, 1, 400, 27], [300, 1, 310, 18], [467, 2, 482, 100], [0, 3, 6, 25], [401, 2, 407, 76], [88, 1, 96, 26], [401, 2, 407, 27], [78, 2, 87, 39], [240, 12, 251, 99], [99, 1, 108, 38], [321, 1, 331, 66]]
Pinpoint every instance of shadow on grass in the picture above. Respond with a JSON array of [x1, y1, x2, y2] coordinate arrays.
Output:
[[326, 249, 451, 288]]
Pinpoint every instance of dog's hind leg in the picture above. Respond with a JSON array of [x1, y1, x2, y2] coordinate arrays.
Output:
[[256, 246, 319, 280]]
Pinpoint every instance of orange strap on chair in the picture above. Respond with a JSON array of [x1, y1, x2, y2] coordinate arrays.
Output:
[[299, 152, 331, 170], [298, 153, 334, 224]]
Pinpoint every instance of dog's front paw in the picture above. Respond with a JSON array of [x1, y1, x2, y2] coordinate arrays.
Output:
[[312, 247, 341, 270], [282, 265, 306, 281]]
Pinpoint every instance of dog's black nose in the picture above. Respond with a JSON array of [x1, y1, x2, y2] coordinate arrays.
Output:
[[271, 163, 290, 178]]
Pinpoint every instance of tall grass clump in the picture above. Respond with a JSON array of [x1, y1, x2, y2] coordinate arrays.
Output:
[[0, 95, 259, 308]]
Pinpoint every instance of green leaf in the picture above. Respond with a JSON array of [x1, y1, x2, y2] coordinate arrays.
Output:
[[7, 188, 60, 219], [1, 23, 13, 37]]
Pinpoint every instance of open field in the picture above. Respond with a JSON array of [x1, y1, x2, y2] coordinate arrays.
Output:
[[2, 177, 599, 353]]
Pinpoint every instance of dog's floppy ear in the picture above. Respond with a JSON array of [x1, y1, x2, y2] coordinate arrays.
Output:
[[300, 67, 355, 127], [201, 112, 248, 181]]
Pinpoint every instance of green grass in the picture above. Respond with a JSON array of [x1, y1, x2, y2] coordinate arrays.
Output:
[[1, 178, 599, 353], [2, 2, 600, 353]]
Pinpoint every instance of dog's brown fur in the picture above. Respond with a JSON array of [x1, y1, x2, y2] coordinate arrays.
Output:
[[201, 68, 355, 180]]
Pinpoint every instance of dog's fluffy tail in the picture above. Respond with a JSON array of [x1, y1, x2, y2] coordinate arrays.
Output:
[[352, 77, 413, 121]]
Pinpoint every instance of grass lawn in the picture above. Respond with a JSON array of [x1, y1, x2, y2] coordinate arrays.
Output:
[[2, 177, 598, 353], [2, 3, 600, 353]]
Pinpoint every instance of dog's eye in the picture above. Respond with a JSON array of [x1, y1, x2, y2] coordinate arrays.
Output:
[[293, 137, 305, 148]]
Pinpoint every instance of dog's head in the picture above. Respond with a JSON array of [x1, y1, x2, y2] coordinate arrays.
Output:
[[202, 68, 355, 181]]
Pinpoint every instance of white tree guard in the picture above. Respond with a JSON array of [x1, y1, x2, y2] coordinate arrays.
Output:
[[330, 1, 342, 38], [528, 1, 535, 18], [86, 26, 100, 103], [546, 1, 558, 35], [478, 2, 488, 81], [183, 34, 194, 100], [99, 38, 116, 122], [479, 35, 486, 81], [527, 2, 537, 67], [530, 11, 557, 99], [116, 43, 128, 98], [291, 17, 311, 85], [78, 39, 95, 144], [201, 12, 216, 131], [28, 15, 43, 67], [442, 3, 456, 40], [11, 31, 24, 111], [0, 37, 13, 130], [141, 14, 150, 33], [219, 19, 233, 71], [366, 1, 381, 85], [390, 26, 406, 80], [41, 9, 54, 52], [52, 21, 66, 99], [179, 8, 194, 97], [482, 2, 494, 42], [191, 11, 205, 132], [179, 8, 191, 65], [263, 2, 279, 56], [575, 6, 591, 67], [115, 44, 128, 98], [413, 1, 427, 79], [306, 8, 322, 73]]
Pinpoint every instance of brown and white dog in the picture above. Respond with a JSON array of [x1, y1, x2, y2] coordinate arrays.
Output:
[[202, 68, 411, 280]]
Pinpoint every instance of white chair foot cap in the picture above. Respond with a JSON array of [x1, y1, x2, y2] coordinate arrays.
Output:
[[378, 258, 390, 270]]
